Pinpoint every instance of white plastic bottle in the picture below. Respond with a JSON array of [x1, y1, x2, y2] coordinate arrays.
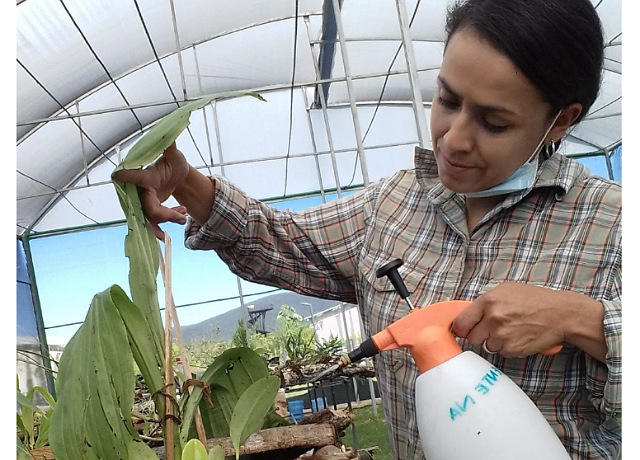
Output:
[[415, 351, 570, 459], [367, 300, 570, 460]]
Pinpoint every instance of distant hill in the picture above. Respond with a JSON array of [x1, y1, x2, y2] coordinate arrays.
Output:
[[180, 291, 344, 342]]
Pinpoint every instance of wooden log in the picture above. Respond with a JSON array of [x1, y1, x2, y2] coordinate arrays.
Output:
[[296, 445, 359, 459], [300, 408, 353, 433], [153, 423, 339, 459]]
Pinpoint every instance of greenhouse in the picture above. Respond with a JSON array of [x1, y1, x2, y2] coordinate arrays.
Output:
[[17, 0, 622, 459]]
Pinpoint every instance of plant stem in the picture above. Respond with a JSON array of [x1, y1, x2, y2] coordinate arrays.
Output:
[[162, 235, 175, 460], [159, 235, 209, 449]]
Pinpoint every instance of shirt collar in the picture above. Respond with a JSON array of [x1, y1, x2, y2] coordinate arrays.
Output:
[[413, 146, 584, 202]]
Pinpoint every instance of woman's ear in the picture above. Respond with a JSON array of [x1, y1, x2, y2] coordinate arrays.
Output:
[[549, 102, 582, 143]]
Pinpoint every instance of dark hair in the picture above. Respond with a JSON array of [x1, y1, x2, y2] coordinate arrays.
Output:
[[445, 0, 604, 124]]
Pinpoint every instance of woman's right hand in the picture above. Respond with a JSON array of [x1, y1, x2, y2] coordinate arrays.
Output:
[[113, 142, 190, 239]]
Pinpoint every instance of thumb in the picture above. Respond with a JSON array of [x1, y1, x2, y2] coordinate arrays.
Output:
[[451, 301, 484, 338]]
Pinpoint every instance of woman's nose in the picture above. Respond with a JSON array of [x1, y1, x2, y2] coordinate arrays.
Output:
[[441, 111, 474, 152]]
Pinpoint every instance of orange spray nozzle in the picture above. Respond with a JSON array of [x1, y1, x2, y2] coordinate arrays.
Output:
[[371, 300, 471, 373]]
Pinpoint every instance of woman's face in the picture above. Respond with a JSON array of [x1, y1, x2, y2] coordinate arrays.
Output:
[[430, 26, 554, 194]]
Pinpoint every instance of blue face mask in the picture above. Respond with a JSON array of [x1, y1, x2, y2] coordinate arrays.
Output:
[[464, 112, 561, 198]]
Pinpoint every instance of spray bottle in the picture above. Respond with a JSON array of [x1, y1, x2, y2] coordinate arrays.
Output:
[[323, 259, 571, 460]]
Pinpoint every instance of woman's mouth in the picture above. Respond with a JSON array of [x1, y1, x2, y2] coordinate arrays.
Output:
[[438, 154, 474, 174]]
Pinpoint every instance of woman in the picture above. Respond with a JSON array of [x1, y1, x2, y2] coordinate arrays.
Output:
[[114, 0, 621, 457]]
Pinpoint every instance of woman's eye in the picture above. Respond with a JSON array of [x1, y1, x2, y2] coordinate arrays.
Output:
[[482, 119, 508, 133], [438, 97, 458, 109]]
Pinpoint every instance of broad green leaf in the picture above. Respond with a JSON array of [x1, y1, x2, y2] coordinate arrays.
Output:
[[49, 315, 91, 459], [180, 347, 269, 442], [209, 445, 225, 460], [48, 91, 268, 459], [114, 182, 164, 354], [50, 287, 137, 460], [196, 384, 236, 440], [112, 92, 266, 356], [229, 375, 281, 460], [111, 90, 266, 450], [112, 92, 265, 174], [110, 285, 164, 397], [207, 348, 269, 399], [182, 438, 209, 460], [128, 439, 160, 459]]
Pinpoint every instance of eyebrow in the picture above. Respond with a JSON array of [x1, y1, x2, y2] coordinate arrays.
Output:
[[437, 76, 517, 116]]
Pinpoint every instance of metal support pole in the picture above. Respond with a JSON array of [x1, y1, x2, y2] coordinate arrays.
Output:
[[340, 303, 360, 403], [331, 0, 371, 186], [20, 234, 57, 399], [301, 302, 317, 338], [357, 306, 378, 415], [395, 0, 430, 147], [236, 277, 249, 330], [304, 15, 339, 199]]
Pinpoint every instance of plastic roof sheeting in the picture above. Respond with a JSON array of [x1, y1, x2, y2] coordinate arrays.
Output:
[[16, 0, 622, 237]]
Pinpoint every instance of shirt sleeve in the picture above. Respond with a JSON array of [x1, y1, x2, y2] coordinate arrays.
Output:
[[183, 175, 372, 302], [584, 298, 621, 418]]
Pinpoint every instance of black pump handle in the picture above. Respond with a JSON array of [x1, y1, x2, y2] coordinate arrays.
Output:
[[375, 258, 410, 300]]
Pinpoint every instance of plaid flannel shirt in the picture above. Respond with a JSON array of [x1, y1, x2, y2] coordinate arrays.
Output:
[[186, 147, 621, 459]]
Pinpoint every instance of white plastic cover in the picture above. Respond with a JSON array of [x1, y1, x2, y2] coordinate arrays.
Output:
[[16, 0, 622, 236]]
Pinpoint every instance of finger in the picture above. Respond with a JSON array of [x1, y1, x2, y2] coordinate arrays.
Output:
[[112, 167, 140, 183], [169, 205, 188, 216], [452, 301, 484, 338], [145, 204, 188, 227], [151, 223, 166, 241]]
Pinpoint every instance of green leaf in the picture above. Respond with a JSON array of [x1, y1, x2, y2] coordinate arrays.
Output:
[[16, 393, 36, 447], [33, 407, 53, 449], [113, 181, 164, 354], [127, 439, 161, 459], [182, 438, 209, 460], [17, 384, 55, 449], [29, 386, 56, 408], [46, 91, 269, 459], [16, 436, 31, 460], [197, 384, 236, 440], [50, 286, 138, 460], [208, 445, 225, 460], [16, 391, 44, 414], [180, 347, 270, 442], [229, 375, 281, 460], [112, 91, 265, 174], [110, 285, 164, 397]]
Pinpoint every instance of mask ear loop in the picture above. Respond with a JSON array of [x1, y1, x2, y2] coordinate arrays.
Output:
[[540, 111, 562, 160]]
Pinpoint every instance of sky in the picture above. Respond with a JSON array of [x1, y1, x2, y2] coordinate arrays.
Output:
[[23, 193, 335, 346]]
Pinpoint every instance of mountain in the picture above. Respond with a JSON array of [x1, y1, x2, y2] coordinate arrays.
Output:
[[179, 291, 344, 342]]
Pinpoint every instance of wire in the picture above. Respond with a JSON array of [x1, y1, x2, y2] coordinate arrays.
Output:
[[16, 59, 110, 165], [17, 170, 99, 227], [347, 0, 422, 187], [61, 0, 145, 134], [283, 0, 300, 198], [133, 0, 208, 166], [43, 287, 283, 331]]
